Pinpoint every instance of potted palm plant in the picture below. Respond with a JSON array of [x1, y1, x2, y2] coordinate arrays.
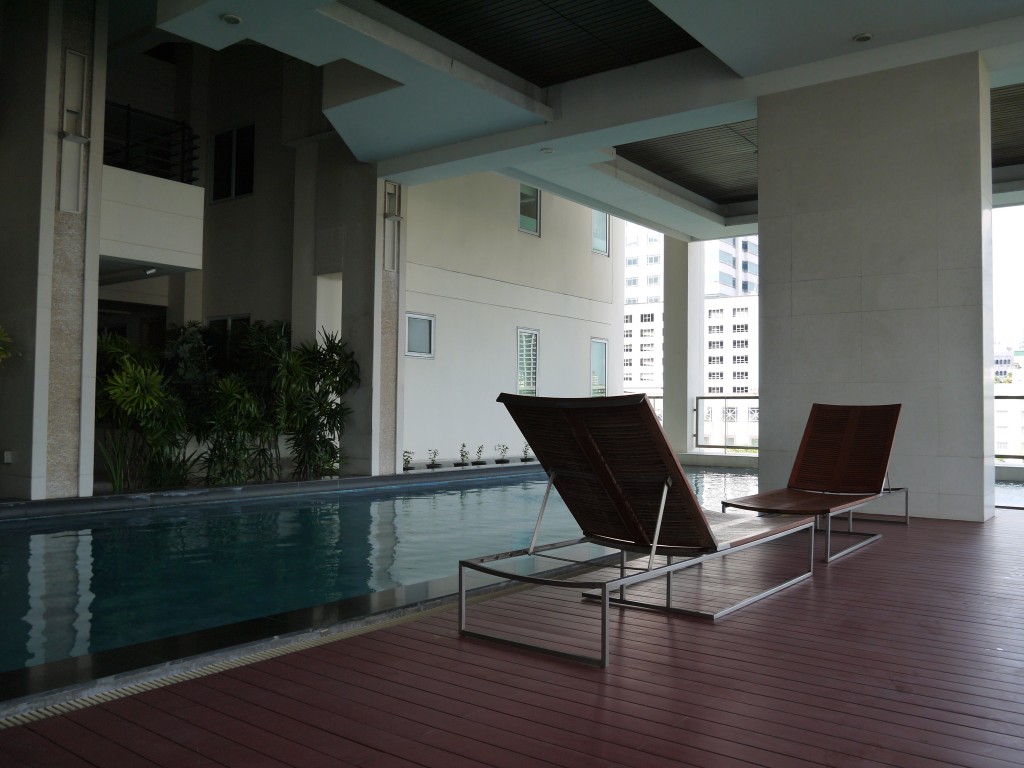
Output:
[[0, 325, 18, 368]]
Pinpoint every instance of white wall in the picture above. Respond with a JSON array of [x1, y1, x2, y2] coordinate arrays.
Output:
[[400, 173, 623, 463], [99, 166, 204, 270]]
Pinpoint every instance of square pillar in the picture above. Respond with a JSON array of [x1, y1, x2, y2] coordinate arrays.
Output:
[[758, 54, 993, 521]]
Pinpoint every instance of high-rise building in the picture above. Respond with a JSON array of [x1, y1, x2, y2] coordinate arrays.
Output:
[[622, 224, 664, 416], [703, 236, 759, 398]]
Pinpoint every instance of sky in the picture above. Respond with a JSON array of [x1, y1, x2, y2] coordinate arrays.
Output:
[[994, 206, 1024, 350]]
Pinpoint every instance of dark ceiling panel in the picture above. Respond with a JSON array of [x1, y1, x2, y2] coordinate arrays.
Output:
[[618, 89, 1024, 207], [617, 120, 759, 205], [993, 84, 1024, 168], [375, 0, 701, 87]]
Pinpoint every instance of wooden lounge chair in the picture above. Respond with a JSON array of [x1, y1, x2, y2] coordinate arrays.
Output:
[[721, 403, 908, 563], [458, 393, 816, 666]]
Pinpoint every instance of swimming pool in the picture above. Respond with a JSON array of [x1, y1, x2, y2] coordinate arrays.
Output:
[[0, 467, 757, 677]]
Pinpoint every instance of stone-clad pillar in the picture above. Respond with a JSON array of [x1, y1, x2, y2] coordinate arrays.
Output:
[[758, 54, 992, 521], [0, 0, 106, 499]]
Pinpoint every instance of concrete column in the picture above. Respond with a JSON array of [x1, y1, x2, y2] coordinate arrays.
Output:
[[311, 136, 398, 476], [758, 54, 992, 521], [0, 0, 105, 499], [663, 235, 697, 453]]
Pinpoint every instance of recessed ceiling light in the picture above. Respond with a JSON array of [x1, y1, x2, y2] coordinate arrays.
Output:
[[221, 13, 242, 25], [852, 32, 873, 43]]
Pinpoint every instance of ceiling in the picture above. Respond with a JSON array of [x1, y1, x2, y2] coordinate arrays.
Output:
[[146, 0, 1024, 241]]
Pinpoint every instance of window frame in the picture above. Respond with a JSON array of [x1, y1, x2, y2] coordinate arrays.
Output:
[[518, 184, 541, 235], [516, 327, 539, 396], [590, 337, 608, 396], [211, 124, 255, 202], [591, 210, 609, 255], [405, 312, 435, 358]]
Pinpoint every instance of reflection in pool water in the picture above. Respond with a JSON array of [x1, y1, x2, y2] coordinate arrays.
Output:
[[0, 468, 756, 673]]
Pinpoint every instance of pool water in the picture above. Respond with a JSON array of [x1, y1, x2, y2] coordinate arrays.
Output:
[[0, 468, 756, 674]]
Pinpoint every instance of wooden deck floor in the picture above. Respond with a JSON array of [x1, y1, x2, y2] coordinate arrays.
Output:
[[2, 512, 1024, 767]]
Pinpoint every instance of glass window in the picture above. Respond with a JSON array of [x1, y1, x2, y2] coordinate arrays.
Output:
[[647, 275, 660, 285], [623, 314, 632, 324], [406, 313, 434, 357], [519, 184, 540, 235], [517, 328, 538, 395], [709, 341, 723, 349], [647, 254, 660, 265], [723, 407, 738, 422], [748, 408, 759, 422], [590, 338, 607, 396], [647, 296, 661, 303], [212, 124, 255, 201], [733, 324, 749, 333], [709, 372, 724, 380], [708, 356, 724, 365], [591, 210, 608, 254], [624, 329, 632, 338], [626, 277, 638, 287], [708, 386, 724, 394], [640, 343, 654, 352], [626, 255, 638, 266], [640, 329, 654, 337], [733, 386, 749, 394], [708, 308, 723, 317], [625, 297, 638, 304], [624, 344, 633, 353], [708, 325, 723, 334], [733, 355, 749, 364], [640, 357, 654, 366], [640, 313, 654, 322], [733, 339, 749, 349]]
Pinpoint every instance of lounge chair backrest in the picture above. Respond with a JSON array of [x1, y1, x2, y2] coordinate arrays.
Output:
[[498, 393, 717, 551], [788, 403, 901, 494]]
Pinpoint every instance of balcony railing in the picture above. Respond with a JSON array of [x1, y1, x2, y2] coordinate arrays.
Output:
[[104, 103, 199, 184], [995, 394, 1024, 461], [695, 395, 759, 450]]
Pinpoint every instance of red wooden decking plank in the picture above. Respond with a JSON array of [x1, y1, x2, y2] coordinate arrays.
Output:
[[28, 714, 162, 767], [101, 692, 287, 767], [332, 623, 1014, 768], [62, 705, 228, 768], [386, 617, 1024, 754], [0, 726, 97, 768], [318, 632, 896, 768], [391, 598, 1024, 765], [197, 666, 553, 768]]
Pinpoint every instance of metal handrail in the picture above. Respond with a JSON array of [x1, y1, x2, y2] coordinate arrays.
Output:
[[104, 103, 199, 184], [995, 394, 1024, 460], [694, 395, 759, 450]]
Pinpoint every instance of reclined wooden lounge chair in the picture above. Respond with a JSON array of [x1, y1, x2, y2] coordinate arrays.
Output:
[[721, 403, 907, 563], [458, 393, 816, 667]]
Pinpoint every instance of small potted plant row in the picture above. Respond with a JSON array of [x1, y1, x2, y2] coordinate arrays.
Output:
[[401, 441, 534, 470]]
